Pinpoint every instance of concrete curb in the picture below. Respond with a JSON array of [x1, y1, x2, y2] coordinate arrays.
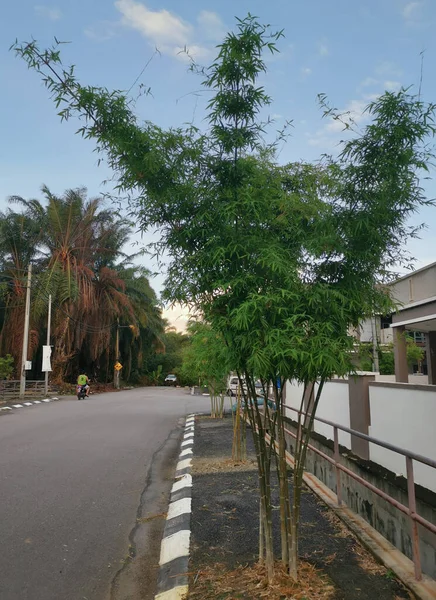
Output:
[[0, 397, 60, 412], [154, 414, 195, 600]]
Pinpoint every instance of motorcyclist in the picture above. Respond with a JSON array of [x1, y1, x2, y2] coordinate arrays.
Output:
[[77, 372, 90, 397]]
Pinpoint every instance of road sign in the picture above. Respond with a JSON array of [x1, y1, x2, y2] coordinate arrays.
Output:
[[114, 362, 123, 371]]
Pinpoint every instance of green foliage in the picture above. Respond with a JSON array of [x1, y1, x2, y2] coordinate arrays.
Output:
[[179, 321, 230, 392], [12, 15, 436, 580], [379, 350, 395, 375], [0, 188, 165, 383], [143, 329, 191, 385], [0, 354, 14, 379], [406, 336, 425, 366], [357, 337, 425, 375]]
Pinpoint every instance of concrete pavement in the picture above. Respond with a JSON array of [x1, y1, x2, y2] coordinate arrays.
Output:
[[0, 387, 208, 600]]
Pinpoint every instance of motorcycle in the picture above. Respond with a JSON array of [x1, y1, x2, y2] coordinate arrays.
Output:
[[77, 384, 87, 400]]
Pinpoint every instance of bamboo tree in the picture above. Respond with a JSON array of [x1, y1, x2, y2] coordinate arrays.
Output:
[[13, 15, 436, 586]]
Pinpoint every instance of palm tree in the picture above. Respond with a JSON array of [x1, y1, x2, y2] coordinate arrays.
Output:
[[0, 186, 165, 383], [0, 209, 42, 373]]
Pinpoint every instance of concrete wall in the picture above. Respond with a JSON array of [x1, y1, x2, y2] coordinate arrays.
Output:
[[284, 379, 304, 411], [375, 374, 429, 384], [354, 317, 392, 345], [286, 377, 436, 492], [284, 380, 351, 447], [369, 382, 436, 493], [359, 319, 375, 343], [283, 419, 436, 580], [392, 264, 436, 305], [313, 380, 351, 448], [379, 327, 393, 344]]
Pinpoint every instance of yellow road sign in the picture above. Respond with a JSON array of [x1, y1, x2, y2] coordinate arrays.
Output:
[[114, 362, 123, 371]]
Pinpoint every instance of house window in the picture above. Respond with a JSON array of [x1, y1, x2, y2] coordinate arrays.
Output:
[[380, 314, 393, 329], [412, 331, 425, 344]]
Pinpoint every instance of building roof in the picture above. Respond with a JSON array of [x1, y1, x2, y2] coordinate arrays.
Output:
[[393, 260, 436, 284]]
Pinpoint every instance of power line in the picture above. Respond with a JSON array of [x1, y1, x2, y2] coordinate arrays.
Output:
[[36, 287, 119, 333]]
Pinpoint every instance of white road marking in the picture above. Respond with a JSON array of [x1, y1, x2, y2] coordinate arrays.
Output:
[[176, 458, 192, 472], [181, 439, 193, 447], [155, 585, 189, 600], [33, 401, 42, 404], [159, 530, 190, 565], [179, 448, 193, 458], [24, 402, 33, 406], [171, 474, 192, 493], [183, 432, 194, 440], [42, 399, 51, 403], [167, 497, 192, 521], [0, 406, 12, 410], [13, 404, 23, 408]]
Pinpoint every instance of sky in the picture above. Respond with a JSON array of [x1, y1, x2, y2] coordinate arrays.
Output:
[[2, 0, 436, 330]]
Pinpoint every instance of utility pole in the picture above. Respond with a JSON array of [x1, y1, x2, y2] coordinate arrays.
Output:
[[19, 264, 32, 399], [371, 316, 380, 373], [114, 319, 120, 390], [44, 294, 52, 396]]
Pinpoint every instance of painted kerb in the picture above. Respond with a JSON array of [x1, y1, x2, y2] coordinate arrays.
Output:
[[154, 415, 195, 600]]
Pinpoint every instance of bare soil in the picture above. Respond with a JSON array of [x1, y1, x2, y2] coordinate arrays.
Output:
[[188, 417, 413, 600]]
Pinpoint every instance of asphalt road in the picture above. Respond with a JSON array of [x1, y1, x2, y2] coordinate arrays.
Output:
[[0, 387, 208, 600]]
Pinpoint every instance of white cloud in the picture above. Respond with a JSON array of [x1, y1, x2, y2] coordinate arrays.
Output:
[[307, 98, 370, 148], [115, 0, 191, 46], [301, 67, 312, 76], [375, 60, 402, 78], [173, 44, 211, 62], [85, 21, 120, 41], [402, 1, 424, 21], [325, 99, 367, 133], [318, 42, 329, 57], [114, 0, 218, 60], [197, 10, 225, 41], [359, 76, 378, 88], [34, 5, 62, 20], [384, 80, 401, 91]]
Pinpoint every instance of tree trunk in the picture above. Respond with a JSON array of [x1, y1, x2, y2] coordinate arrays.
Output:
[[289, 379, 325, 580]]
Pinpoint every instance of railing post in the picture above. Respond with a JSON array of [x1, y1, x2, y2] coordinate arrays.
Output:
[[406, 456, 422, 581], [334, 426, 342, 506]]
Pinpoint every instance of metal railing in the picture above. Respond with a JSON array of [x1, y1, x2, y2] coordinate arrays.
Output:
[[283, 404, 436, 581], [0, 380, 49, 401]]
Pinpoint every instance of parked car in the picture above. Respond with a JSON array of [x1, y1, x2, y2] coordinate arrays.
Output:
[[164, 374, 177, 386], [255, 380, 265, 396], [232, 395, 275, 413], [227, 376, 265, 397], [226, 376, 247, 397]]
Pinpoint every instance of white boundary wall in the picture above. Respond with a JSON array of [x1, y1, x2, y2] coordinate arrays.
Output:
[[314, 381, 351, 449], [369, 384, 436, 493], [285, 380, 351, 448], [284, 379, 304, 412]]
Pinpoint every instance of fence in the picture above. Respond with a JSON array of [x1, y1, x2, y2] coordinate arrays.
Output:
[[283, 403, 436, 582], [285, 377, 436, 493], [0, 380, 49, 401]]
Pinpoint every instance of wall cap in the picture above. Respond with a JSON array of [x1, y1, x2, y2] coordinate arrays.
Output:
[[370, 381, 436, 392]]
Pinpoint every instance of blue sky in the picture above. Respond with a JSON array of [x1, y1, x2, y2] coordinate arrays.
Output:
[[2, 0, 436, 326]]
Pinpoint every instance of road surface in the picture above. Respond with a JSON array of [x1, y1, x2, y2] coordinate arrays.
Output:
[[0, 387, 208, 600]]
